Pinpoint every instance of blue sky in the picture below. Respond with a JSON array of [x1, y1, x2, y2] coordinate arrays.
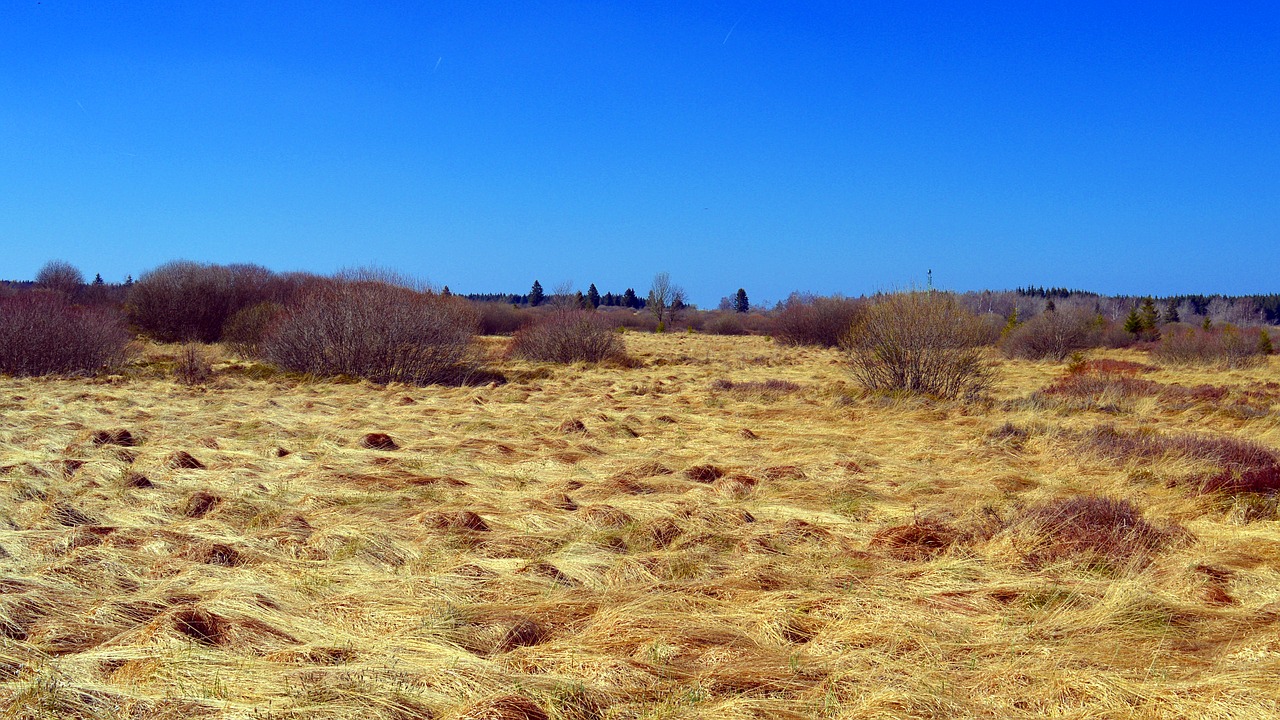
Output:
[[3, 2, 1278, 306]]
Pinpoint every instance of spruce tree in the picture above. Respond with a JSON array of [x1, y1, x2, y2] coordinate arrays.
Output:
[[1139, 297, 1159, 331], [734, 288, 749, 313], [1163, 302, 1180, 324], [1124, 308, 1143, 336], [586, 283, 600, 309], [622, 288, 639, 309], [529, 280, 544, 307]]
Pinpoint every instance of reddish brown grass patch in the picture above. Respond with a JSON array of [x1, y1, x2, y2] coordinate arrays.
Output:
[[870, 518, 961, 560], [1012, 496, 1184, 569]]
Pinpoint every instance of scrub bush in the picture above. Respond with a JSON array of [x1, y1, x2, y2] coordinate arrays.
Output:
[[0, 293, 130, 376], [845, 291, 993, 399], [509, 310, 627, 364], [260, 279, 479, 384]]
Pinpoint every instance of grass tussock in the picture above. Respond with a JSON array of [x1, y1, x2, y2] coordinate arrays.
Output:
[[1009, 496, 1185, 569]]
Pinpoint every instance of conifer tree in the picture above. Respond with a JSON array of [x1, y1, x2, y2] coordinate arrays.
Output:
[[529, 280, 544, 307], [586, 283, 600, 309], [1139, 297, 1159, 330], [734, 288, 749, 313]]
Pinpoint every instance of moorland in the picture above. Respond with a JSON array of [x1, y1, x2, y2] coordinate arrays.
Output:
[[2, 326, 1279, 719]]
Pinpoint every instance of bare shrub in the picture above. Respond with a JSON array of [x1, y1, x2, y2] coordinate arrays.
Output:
[[610, 309, 659, 332], [34, 260, 85, 298], [475, 302, 532, 335], [0, 293, 130, 376], [175, 344, 212, 385], [1001, 308, 1100, 360], [703, 312, 748, 335], [1012, 496, 1182, 569], [771, 295, 864, 347], [509, 310, 626, 364], [127, 261, 291, 342], [221, 302, 282, 357], [845, 291, 993, 399], [260, 279, 479, 385], [1154, 325, 1266, 368]]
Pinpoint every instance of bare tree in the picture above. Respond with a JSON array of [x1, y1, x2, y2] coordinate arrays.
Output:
[[646, 272, 684, 328]]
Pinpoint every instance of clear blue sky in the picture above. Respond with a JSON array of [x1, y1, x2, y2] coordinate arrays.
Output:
[[3, 2, 1278, 306]]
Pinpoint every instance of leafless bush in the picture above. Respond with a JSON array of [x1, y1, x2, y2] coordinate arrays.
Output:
[[771, 295, 864, 347], [126, 261, 301, 342], [1154, 325, 1266, 368], [610, 310, 659, 332], [175, 344, 213, 385], [221, 302, 282, 357], [845, 291, 993, 399], [475, 302, 533, 335], [260, 279, 479, 384], [0, 293, 130, 376], [509, 310, 627, 364], [1001, 308, 1101, 360], [35, 260, 85, 298], [703, 312, 747, 335]]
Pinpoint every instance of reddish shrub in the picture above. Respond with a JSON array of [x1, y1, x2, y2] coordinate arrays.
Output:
[[0, 293, 130, 376], [221, 301, 282, 357], [771, 295, 864, 347], [261, 279, 479, 385], [703, 312, 748, 335], [475, 302, 533, 335], [509, 310, 626, 364], [127, 261, 292, 342], [1155, 325, 1266, 368], [1001, 308, 1101, 360]]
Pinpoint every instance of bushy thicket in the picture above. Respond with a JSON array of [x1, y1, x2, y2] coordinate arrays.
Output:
[[0, 293, 131, 376], [222, 302, 283, 357], [1001, 308, 1101, 360], [845, 291, 993, 399], [1153, 324, 1267, 368], [475, 302, 532, 335], [771, 295, 864, 347], [260, 279, 479, 384], [509, 310, 627, 363], [127, 261, 315, 342]]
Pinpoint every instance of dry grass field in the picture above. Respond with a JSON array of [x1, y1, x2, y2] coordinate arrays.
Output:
[[2, 333, 1279, 719]]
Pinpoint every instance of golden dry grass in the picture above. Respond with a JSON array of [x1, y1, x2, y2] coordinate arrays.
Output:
[[1, 335, 1279, 719]]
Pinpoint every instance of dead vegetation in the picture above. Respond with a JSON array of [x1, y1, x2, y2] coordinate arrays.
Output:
[[0, 336, 1277, 718]]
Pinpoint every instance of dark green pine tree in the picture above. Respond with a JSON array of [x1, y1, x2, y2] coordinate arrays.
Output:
[[92, 273, 105, 286], [622, 288, 639, 309], [734, 288, 749, 313], [1123, 308, 1144, 336], [586, 283, 600, 309], [529, 280, 544, 307], [1139, 297, 1160, 333], [1163, 302, 1180, 324]]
